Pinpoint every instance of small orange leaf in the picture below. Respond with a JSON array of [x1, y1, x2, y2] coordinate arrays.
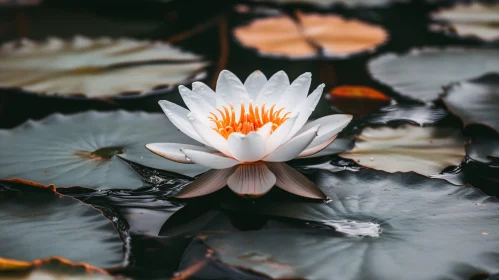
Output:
[[329, 86, 391, 115]]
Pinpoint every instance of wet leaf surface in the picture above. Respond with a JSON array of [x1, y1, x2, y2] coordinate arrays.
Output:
[[442, 74, 499, 133], [0, 37, 207, 97], [368, 48, 499, 102], [339, 124, 466, 177], [0, 111, 208, 189], [208, 169, 499, 280], [0, 257, 115, 280], [359, 103, 449, 127], [234, 12, 387, 58], [0, 181, 124, 268], [430, 3, 499, 42]]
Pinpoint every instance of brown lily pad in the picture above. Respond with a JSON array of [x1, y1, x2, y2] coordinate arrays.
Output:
[[234, 12, 388, 58]]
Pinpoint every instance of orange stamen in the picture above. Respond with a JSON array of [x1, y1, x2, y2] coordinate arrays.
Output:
[[209, 101, 290, 139]]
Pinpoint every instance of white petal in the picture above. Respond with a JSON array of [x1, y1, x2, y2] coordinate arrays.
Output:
[[228, 132, 267, 162], [244, 70, 267, 99], [287, 84, 325, 140], [188, 113, 231, 156], [179, 85, 216, 119], [192, 81, 217, 107], [145, 143, 213, 163], [299, 114, 353, 149], [266, 162, 326, 199], [216, 70, 250, 107], [175, 167, 236, 198], [227, 163, 276, 197], [276, 72, 311, 112], [264, 125, 320, 162], [257, 122, 273, 141], [181, 148, 240, 169], [266, 113, 299, 155], [255, 70, 290, 106], [297, 135, 337, 158], [158, 100, 207, 145]]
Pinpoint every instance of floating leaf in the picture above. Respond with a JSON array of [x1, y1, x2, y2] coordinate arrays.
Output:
[[368, 48, 499, 102], [0, 111, 208, 189], [234, 13, 388, 58], [430, 3, 499, 42], [360, 104, 449, 127], [0, 257, 115, 280], [442, 74, 499, 133], [328, 86, 391, 115], [339, 124, 465, 177], [205, 169, 499, 279], [0, 37, 207, 97], [0, 181, 123, 268]]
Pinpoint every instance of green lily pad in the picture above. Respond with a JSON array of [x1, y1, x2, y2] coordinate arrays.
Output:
[[339, 124, 466, 178], [0, 37, 207, 98], [368, 48, 499, 102], [0, 181, 123, 268], [442, 74, 499, 133], [0, 111, 208, 189], [201, 169, 499, 280]]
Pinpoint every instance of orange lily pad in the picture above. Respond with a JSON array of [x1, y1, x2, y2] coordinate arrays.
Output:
[[329, 86, 391, 115], [234, 12, 388, 58]]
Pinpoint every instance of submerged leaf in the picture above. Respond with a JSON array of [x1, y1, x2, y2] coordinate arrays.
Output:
[[368, 48, 499, 102], [0, 37, 207, 97], [0, 181, 123, 268], [339, 124, 466, 177], [442, 74, 499, 133], [430, 3, 499, 42], [206, 169, 499, 279], [234, 13, 387, 58], [0, 111, 208, 189]]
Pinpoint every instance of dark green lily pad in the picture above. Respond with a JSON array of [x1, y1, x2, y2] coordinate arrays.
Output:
[[206, 169, 499, 279], [0, 111, 207, 189], [442, 74, 499, 133], [368, 48, 499, 102], [0, 182, 123, 268], [360, 104, 449, 127]]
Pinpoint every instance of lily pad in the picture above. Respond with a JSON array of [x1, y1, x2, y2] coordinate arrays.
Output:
[[328, 86, 391, 116], [442, 74, 499, 133], [0, 257, 115, 280], [204, 169, 499, 279], [0, 37, 207, 98], [339, 124, 466, 177], [0, 182, 123, 268], [368, 48, 499, 102], [430, 3, 499, 42], [234, 12, 388, 58], [360, 104, 449, 127], [0, 111, 208, 189]]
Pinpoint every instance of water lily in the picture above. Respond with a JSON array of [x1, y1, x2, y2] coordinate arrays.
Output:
[[146, 70, 352, 199]]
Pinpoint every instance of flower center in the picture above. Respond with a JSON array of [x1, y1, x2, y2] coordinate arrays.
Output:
[[209, 101, 290, 139]]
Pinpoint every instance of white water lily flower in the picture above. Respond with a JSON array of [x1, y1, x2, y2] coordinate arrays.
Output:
[[146, 70, 352, 199]]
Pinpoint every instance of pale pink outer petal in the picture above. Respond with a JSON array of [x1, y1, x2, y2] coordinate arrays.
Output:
[[266, 162, 326, 199], [228, 132, 267, 162], [297, 135, 337, 158], [263, 125, 320, 162], [181, 148, 240, 169], [188, 113, 231, 156], [244, 70, 267, 100], [158, 100, 207, 145], [227, 163, 276, 197], [175, 167, 236, 198], [145, 143, 213, 163]]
